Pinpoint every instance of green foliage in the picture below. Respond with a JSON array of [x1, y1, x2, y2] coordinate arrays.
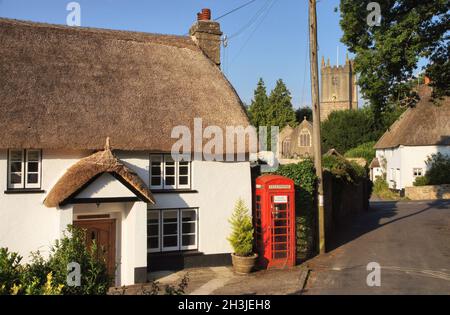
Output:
[[321, 108, 380, 154], [296, 107, 313, 123], [0, 225, 111, 295], [267, 79, 297, 129], [47, 225, 110, 295], [322, 155, 367, 184], [228, 199, 254, 257], [372, 177, 403, 200], [424, 153, 450, 185], [0, 248, 22, 295], [248, 78, 296, 147], [340, 0, 450, 123], [413, 176, 429, 187], [344, 141, 376, 163], [248, 78, 269, 128], [275, 159, 317, 259]]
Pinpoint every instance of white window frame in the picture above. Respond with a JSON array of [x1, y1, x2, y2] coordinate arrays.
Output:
[[8, 149, 25, 189], [8, 149, 41, 190], [180, 209, 198, 250], [147, 208, 198, 253], [150, 154, 163, 190], [413, 168, 423, 178], [162, 210, 180, 252], [147, 211, 160, 253], [149, 154, 191, 190], [25, 150, 41, 189], [177, 160, 191, 189], [163, 155, 177, 190]]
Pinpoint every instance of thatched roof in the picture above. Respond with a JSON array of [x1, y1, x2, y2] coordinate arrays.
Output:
[[44, 143, 155, 207], [374, 85, 450, 149], [0, 18, 250, 152]]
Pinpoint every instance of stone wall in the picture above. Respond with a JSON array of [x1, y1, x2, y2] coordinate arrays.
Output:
[[405, 185, 450, 200]]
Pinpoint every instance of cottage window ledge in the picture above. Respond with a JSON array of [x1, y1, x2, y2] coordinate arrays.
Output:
[[4, 189, 46, 194]]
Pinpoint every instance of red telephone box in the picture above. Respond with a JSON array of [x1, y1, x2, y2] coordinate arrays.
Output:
[[254, 175, 296, 269]]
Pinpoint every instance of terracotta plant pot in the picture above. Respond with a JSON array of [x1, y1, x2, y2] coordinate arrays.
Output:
[[231, 253, 258, 274]]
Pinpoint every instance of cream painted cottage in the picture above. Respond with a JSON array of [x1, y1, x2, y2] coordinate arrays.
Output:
[[372, 84, 450, 190], [0, 11, 253, 286]]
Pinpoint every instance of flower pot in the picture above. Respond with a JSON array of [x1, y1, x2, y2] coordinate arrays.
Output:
[[231, 253, 258, 274]]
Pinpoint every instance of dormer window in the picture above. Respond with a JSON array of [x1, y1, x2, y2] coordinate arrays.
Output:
[[298, 129, 311, 147], [7, 149, 42, 190]]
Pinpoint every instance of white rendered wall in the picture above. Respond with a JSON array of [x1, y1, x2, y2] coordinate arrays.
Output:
[[376, 145, 450, 190], [0, 149, 90, 261], [149, 160, 252, 255]]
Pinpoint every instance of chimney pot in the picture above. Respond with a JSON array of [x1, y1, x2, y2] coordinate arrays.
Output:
[[198, 8, 211, 21]]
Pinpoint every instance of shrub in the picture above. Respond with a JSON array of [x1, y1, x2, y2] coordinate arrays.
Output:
[[228, 199, 254, 257], [322, 155, 367, 183], [344, 141, 376, 163], [372, 177, 403, 200], [0, 225, 111, 295], [424, 153, 450, 185], [47, 225, 111, 295], [0, 248, 22, 295], [413, 176, 429, 187]]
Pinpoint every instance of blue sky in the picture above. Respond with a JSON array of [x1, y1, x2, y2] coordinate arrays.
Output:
[[0, 0, 351, 108]]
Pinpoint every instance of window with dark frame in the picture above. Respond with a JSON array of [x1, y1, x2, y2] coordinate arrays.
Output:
[[7, 149, 42, 190], [147, 208, 198, 253]]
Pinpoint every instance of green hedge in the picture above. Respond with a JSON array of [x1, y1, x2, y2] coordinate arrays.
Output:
[[344, 141, 376, 163]]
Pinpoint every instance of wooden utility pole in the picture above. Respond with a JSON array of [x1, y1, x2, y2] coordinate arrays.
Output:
[[308, 0, 326, 254]]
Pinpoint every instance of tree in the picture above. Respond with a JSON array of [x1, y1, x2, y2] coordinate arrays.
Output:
[[296, 106, 313, 123], [321, 108, 379, 154], [267, 79, 296, 129], [248, 78, 269, 128], [340, 0, 449, 124]]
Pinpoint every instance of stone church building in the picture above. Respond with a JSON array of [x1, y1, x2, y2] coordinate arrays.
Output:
[[278, 56, 358, 159]]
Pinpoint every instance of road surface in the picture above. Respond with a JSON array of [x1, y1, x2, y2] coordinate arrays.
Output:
[[303, 200, 450, 294]]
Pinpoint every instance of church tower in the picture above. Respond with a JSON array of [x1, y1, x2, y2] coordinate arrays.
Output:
[[320, 55, 358, 121]]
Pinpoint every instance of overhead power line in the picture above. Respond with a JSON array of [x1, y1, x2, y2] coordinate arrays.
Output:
[[214, 0, 259, 21]]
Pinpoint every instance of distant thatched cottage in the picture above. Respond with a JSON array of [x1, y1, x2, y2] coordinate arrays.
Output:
[[372, 84, 450, 190], [0, 10, 253, 286]]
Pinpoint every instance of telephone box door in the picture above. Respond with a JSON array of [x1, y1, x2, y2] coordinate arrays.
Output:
[[269, 194, 294, 268]]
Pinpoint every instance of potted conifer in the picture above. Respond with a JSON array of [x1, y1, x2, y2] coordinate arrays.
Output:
[[227, 199, 258, 274]]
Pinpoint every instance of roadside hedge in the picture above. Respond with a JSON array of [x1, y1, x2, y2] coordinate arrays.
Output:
[[274, 155, 370, 260]]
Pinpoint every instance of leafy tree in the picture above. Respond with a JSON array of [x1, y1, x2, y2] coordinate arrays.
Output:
[[321, 107, 379, 154], [296, 106, 313, 123], [424, 153, 450, 185], [248, 78, 269, 128], [340, 0, 450, 124]]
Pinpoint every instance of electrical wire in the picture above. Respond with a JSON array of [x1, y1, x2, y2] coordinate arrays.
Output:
[[214, 0, 259, 21], [231, 0, 278, 63], [228, 0, 272, 40]]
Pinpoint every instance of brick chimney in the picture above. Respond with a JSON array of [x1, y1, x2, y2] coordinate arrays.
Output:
[[189, 8, 223, 67]]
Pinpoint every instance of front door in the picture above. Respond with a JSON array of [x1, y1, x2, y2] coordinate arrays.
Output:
[[73, 219, 116, 277]]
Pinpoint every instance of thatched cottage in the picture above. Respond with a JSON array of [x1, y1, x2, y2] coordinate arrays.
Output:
[[372, 83, 450, 190], [0, 10, 253, 286]]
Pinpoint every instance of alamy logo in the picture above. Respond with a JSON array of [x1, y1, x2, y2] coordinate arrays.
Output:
[[367, 2, 381, 27], [66, 2, 81, 26], [67, 262, 81, 287], [366, 262, 381, 287]]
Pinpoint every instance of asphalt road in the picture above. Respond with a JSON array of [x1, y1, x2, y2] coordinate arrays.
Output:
[[303, 200, 450, 295]]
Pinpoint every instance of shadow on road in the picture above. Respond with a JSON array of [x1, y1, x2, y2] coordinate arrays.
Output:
[[327, 200, 450, 252]]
